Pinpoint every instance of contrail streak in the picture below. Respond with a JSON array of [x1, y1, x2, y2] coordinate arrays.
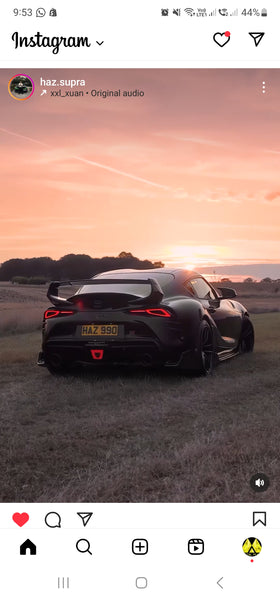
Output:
[[0, 127, 170, 190], [0, 127, 48, 147], [72, 155, 169, 189]]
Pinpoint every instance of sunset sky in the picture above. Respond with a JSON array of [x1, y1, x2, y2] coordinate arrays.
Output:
[[1, 68, 280, 269]]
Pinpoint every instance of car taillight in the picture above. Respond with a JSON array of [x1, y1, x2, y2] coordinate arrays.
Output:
[[44, 309, 75, 319], [129, 308, 172, 317]]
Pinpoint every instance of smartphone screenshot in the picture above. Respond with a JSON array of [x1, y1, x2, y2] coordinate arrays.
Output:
[[0, 1, 279, 597]]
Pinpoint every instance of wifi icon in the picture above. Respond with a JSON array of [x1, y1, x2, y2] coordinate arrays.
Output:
[[184, 8, 195, 16]]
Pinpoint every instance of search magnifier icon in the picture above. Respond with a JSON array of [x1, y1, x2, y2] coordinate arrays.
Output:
[[76, 538, 92, 555]]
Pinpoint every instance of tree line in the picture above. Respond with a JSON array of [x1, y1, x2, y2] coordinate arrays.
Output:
[[0, 252, 164, 282]]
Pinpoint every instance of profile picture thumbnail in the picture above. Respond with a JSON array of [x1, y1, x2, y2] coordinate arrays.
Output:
[[242, 537, 262, 557], [8, 74, 34, 101]]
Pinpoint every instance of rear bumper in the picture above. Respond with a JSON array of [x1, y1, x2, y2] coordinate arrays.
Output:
[[39, 338, 198, 370]]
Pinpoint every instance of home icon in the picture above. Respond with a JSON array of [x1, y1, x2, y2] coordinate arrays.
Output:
[[20, 539, 37, 555]]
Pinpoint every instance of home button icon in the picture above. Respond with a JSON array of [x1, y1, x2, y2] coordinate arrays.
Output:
[[20, 539, 37, 555]]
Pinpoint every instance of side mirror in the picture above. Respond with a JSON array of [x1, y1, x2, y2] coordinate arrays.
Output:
[[217, 287, 237, 299]]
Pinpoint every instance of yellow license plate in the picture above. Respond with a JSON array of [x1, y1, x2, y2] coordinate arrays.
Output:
[[81, 324, 119, 336]]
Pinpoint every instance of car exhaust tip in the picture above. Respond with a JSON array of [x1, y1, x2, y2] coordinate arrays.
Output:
[[37, 352, 46, 366], [141, 353, 153, 366], [48, 353, 63, 368]]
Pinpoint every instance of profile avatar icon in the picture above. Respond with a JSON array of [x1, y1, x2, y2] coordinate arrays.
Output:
[[8, 74, 34, 101], [242, 537, 262, 557]]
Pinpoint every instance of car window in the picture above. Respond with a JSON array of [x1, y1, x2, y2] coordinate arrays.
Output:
[[77, 282, 151, 297], [184, 281, 195, 296], [77, 273, 174, 296], [185, 277, 216, 300]]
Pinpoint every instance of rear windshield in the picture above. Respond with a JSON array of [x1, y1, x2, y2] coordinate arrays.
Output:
[[77, 272, 174, 296]]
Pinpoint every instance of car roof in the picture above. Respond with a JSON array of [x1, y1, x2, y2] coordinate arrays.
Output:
[[94, 267, 201, 278]]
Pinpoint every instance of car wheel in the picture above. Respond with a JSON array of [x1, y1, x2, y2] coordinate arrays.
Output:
[[182, 320, 214, 376], [196, 320, 215, 375], [239, 316, 254, 353]]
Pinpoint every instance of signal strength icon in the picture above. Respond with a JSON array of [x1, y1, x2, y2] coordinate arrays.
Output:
[[184, 8, 195, 16], [209, 9, 217, 16], [230, 8, 238, 16]]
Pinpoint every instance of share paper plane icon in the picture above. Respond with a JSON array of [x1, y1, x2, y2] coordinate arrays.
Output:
[[77, 512, 93, 527], [249, 32, 265, 47]]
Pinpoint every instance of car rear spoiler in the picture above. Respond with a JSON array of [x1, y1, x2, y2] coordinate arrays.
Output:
[[47, 278, 164, 307]]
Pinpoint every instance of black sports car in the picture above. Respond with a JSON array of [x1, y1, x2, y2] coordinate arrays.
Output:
[[37, 268, 254, 375]]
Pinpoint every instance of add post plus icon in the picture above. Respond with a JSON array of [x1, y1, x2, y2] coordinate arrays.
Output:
[[188, 539, 204, 555], [132, 539, 148, 555]]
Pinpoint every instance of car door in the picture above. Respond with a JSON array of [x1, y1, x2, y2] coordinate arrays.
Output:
[[184, 277, 242, 348]]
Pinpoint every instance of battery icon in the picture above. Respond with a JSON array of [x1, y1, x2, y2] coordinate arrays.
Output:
[[261, 8, 267, 16]]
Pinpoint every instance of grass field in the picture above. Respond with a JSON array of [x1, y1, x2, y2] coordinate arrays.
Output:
[[1, 307, 280, 502]]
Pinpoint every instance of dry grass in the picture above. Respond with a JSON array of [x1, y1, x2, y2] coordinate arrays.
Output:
[[214, 281, 280, 313], [0, 283, 49, 334], [0, 313, 280, 502]]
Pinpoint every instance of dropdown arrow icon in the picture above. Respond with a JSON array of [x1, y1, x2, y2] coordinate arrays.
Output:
[[96, 41, 104, 45], [217, 577, 224, 589]]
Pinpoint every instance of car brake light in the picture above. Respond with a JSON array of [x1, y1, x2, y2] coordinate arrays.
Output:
[[90, 349, 104, 360], [44, 309, 75, 319], [129, 308, 171, 317]]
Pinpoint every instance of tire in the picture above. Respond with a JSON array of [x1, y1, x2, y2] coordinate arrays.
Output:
[[239, 316, 254, 353], [182, 320, 215, 376], [196, 320, 215, 375]]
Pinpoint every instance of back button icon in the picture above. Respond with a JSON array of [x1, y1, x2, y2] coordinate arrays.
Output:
[[217, 577, 224, 589]]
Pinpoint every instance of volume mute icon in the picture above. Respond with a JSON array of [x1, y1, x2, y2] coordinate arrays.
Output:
[[249, 32, 265, 47]]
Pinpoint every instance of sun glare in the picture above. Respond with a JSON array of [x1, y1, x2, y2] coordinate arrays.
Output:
[[167, 245, 229, 269]]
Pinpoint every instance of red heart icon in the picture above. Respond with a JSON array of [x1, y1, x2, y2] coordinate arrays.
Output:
[[12, 512, 29, 527]]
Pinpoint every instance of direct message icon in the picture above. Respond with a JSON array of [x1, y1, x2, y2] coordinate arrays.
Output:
[[77, 512, 93, 527]]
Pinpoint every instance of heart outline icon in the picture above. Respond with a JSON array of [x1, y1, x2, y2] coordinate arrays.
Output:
[[12, 512, 29, 527], [213, 32, 231, 47]]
